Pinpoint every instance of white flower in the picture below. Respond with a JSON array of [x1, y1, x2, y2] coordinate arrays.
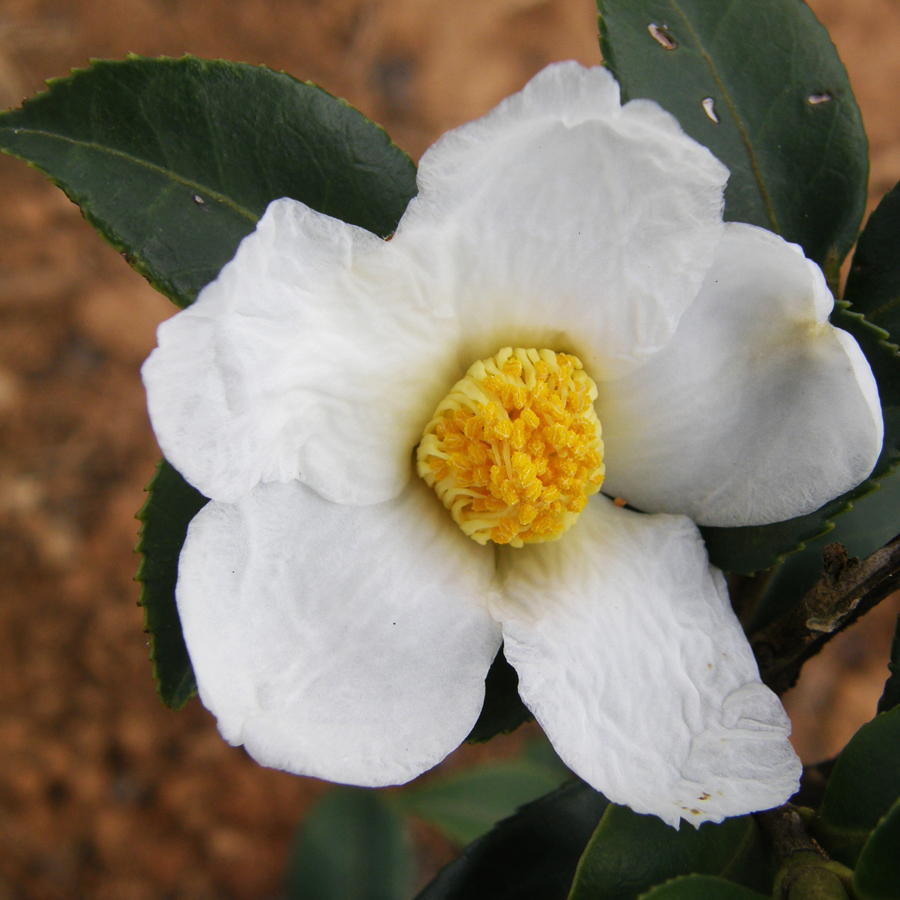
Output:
[[141, 62, 882, 827]]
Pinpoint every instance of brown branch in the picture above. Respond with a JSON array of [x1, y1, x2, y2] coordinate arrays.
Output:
[[755, 805, 829, 863], [751, 535, 900, 695]]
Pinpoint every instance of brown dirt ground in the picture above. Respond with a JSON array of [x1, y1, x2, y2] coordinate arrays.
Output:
[[0, 1, 899, 897]]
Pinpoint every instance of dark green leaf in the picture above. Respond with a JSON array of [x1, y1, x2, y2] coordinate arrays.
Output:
[[816, 705, 900, 867], [414, 780, 608, 900], [877, 614, 900, 714], [467, 647, 532, 743], [853, 797, 900, 900], [638, 875, 768, 900], [845, 179, 900, 338], [702, 306, 900, 579], [135, 459, 208, 708], [0, 55, 416, 307], [286, 787, 414, 900], [569, 804, 772, 900], [597, 0, 867, 268], [394, 752, 569, 845]]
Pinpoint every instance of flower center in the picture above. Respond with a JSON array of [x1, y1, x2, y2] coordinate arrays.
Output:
[[417, 348, 605, 547]]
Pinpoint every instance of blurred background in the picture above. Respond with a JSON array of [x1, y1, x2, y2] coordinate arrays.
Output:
[[1, 0, 899, 897]]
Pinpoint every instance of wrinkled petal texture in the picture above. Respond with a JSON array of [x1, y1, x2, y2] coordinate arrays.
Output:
[[600, 224, 883, 526], [176, 478, 501, 786], [394, 62, 729, 380], [494, 496, 801, 826], [143, 61, 730, 506], [143, 200, 458, 505]]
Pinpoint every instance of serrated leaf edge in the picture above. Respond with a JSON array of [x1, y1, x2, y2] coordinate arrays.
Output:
[[0, 54, 417, 308], [134, 459, 197, 710]]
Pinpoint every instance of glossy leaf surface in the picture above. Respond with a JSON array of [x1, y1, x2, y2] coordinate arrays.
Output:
[[414, 780, 608, 900], [286, 787, 414, 900], [135, 459, 208, 708], [395, 752, 569, 845], [0, 56, 416, 307], [845, 179, 900, 339], [853, 798, 900, 900], [569, 804, 771, 900], [817, 705, 900, 866], [639, 875, 768, 900]]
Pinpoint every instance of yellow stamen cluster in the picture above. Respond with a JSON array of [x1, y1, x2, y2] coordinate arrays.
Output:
[[417, 348, 605, 547]]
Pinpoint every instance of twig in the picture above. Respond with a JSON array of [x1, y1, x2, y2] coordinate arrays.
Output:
[[751, 536, 900, 695]]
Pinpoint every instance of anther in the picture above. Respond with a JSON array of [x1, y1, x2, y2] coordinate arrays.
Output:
[[416, 348, 605, 547]]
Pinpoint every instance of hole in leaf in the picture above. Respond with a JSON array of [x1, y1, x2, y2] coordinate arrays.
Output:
[[647, 23, 677, 50]]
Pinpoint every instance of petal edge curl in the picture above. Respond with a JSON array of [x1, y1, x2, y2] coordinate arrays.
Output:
[[600, 223, 883, 526], [143, 199, 458, 506], [393, 62, 729, 381], [493, 496, 801, 826]]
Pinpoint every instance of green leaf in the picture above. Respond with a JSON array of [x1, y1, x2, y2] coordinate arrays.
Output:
[[702, 306, 900, 578], [845, 179, 900, 338], [135, 459, 208, 708], [286, 787, 414, 900], [414, 780, 609, 900], [569, 805, 772, 900], [638, 875, 768, 900], [816, 705, 900, 867], [597, 0, 868, 269], [853, 797, 900, 900], [877, 614, 900, 714], [0, 55, 417, 307], [467, 648, 532, 743], [395, 752, 569, 845]]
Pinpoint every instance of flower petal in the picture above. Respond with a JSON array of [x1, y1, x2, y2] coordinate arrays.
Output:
[[176, 477, 501, 786], [600, 223, 883, 526], [142, 198, 457, 505], [393, 62, 728, 379], [493, 496, 800, 826]]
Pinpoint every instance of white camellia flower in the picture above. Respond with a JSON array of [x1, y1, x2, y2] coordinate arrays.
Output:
[[142, 62, 882, 827]]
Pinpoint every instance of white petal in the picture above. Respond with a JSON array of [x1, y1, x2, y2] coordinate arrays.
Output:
[[177, 477, 501, 786], [142, 199, 458, 505], [600, 223, 883, 526], [393, 62, 728, 380], [494, 496, 800, 826]]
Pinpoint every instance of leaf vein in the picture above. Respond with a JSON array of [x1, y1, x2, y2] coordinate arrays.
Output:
[[1, 126, 260, 224], [667, 0, 781, 235]]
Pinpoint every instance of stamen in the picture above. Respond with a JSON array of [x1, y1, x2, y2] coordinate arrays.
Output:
[[417, 348, 605, 547]]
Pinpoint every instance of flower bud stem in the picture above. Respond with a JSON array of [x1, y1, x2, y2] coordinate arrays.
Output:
[[756, 805, 856, 900]]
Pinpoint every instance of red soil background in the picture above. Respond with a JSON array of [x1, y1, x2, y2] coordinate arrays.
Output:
[[1, 1, 899, 897]]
